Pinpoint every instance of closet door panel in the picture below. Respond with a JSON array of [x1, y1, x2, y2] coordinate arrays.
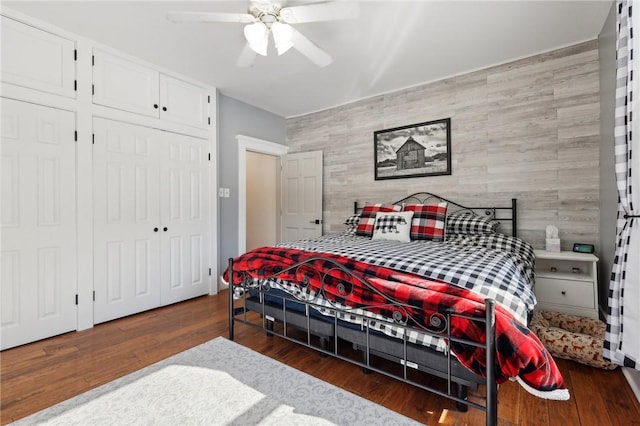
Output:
[[0, 98, 77, 350], [1, 16, 76, 98], [159, 74, 209, 129], [93, 49, 159, 119], [93, 118, 161, 323], [160, 133, 210, 305]]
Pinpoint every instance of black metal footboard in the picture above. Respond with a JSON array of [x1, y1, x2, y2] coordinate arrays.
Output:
[[228, 256, 498, 426]]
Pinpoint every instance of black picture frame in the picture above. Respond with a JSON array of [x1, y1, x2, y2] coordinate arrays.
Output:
[[374, 118, 451, 180]]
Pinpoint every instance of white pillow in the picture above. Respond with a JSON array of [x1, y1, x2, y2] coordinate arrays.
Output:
[[371, 211, 414, 242]]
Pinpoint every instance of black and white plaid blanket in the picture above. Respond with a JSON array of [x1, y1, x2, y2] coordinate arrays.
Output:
[[276, 232, 536, 325]]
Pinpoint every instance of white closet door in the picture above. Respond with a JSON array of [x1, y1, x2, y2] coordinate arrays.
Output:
[[0, 16, 76, 98], [92, 49, 160, 118], [93, 118, 161, 324], [1, 98, 77, 350], [159, 74, 209, 129], [160, 132, 210, 305]]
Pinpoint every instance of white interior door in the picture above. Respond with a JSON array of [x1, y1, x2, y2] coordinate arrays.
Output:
[[1, 98, 77, 350], [160, 132, 210, 305], [93, 118, 161, 324], [281, 151, 323, 242]]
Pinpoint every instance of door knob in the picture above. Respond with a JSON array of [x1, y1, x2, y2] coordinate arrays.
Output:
[[162, 106, 167, 111], [308, 219, 322, 224], [153, 104, 158, 109]]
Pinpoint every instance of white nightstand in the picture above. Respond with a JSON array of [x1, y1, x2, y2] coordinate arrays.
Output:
[[533, 249, 599, 319]]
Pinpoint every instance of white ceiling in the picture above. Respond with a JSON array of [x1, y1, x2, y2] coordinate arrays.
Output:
[[3, 1, 612, 118]]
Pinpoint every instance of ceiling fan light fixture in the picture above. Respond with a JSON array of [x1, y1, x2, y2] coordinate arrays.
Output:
[[271, 22, 294, 55], [169, 0, 348, 67], [244, 22, 268, 56]]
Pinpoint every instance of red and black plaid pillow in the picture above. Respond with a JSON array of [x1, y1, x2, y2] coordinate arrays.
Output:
[[355, 204, 402, 237], [403, 202, 447, 241]]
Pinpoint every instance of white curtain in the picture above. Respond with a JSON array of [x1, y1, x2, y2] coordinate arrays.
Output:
[[604, 0, 640, 370]]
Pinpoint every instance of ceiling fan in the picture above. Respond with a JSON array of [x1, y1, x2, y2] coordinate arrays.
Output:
[[167, 1, 358, 68]]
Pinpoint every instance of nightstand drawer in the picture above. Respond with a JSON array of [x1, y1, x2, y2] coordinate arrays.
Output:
[[535, 277, 595, 309]]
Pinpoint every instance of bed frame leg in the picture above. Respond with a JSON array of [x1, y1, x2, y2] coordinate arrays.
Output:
[[485, 299, 498, 426], [455, 384, 469, 412], [359, 350, 372, 374], [265, 319, 274, 337], [319, 337, 328, 357], [228, 258, 234, 341]]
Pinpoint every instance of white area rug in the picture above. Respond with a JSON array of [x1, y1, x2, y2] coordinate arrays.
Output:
[[12, 337, 419, 425]]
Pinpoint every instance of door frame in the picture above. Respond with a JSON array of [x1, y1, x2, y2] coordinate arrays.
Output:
[[236, 135, 289, 256]]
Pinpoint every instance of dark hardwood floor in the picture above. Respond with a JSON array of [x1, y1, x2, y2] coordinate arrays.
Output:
[[2, 293, 639, 425]]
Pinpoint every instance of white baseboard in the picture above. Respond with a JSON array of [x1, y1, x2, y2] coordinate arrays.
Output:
[[622, 367, 640, 403]]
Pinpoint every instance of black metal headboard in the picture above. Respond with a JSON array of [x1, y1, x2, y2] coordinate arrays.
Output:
[[354, 192, 518, 237]]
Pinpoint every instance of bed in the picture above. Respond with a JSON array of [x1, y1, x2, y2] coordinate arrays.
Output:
[[226, 192, 568, 426]]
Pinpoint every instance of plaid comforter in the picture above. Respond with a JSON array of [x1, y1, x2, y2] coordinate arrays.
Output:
[[228, 246, 568, 399], [278, 232, 536, 324]]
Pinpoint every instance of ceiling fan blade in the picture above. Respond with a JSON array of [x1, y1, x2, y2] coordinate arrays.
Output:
[[290, 27, 333, 67], [280, 2, 359, 24], [236, 43, 258, 68], [167, 11, 255, 24]]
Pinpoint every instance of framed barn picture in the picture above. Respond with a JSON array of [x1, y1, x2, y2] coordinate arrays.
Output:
[[374, 118, 451, 180]]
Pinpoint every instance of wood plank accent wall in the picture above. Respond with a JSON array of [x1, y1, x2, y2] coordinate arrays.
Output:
[[287, 40, 600, 250]]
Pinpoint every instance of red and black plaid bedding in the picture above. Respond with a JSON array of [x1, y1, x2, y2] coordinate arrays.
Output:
[[278, 232, 535, 324], [228, 246, 567, 399]]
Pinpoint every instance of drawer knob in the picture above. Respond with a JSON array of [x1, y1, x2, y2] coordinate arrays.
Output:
[[561, 291, 566, 296]]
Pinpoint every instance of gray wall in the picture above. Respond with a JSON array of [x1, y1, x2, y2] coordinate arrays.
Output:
[[217, 94, 286, 276], [598, 2, 617, 312], [288, 41, 601, 251]]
